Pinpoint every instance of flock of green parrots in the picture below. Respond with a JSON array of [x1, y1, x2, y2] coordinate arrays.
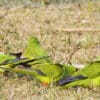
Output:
[[0, 36, 100, 88]]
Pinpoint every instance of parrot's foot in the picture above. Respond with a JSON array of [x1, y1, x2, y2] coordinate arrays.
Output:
[[42, 82, 49, 87]]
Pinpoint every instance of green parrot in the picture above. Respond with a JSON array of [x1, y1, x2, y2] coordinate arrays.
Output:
[[0, 66, 51, 83], [22, 36, 52, 63], [0, 62, 76, 84], [0, 36, 77, 84], [0, 56, 49, 73], [31, 63, 77, 83], [57, 61, 100, 87]]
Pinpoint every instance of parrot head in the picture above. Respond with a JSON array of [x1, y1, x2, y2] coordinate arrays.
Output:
[[28, 36, 39, 45]]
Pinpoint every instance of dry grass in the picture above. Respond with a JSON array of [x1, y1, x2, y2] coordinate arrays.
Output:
[[0, 77, 100, 100], [0, 1, 100, 99]]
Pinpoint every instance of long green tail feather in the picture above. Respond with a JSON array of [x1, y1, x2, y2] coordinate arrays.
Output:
[[60, 76, 100, 88], [0, 55, 50, 73], [0, 56, 50, 66]]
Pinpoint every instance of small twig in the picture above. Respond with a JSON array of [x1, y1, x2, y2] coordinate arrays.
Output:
[[68, 32, 71, 46], [56, 28, 100, 33], [67, 44, 82, 64]]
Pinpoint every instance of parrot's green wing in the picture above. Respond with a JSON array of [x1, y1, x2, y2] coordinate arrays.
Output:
[[23, 36, 52, 63], [72, 61, 100, 78], [29, 63, 76, 83], [31, 63, 64, 83], [0, 66, 51, 84]]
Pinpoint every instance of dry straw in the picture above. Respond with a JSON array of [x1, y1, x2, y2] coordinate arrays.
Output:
[[56, 28, 100, 33]]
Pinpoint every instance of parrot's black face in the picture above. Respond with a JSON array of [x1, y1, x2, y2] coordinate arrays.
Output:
[[10, 52, 22, 59]]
